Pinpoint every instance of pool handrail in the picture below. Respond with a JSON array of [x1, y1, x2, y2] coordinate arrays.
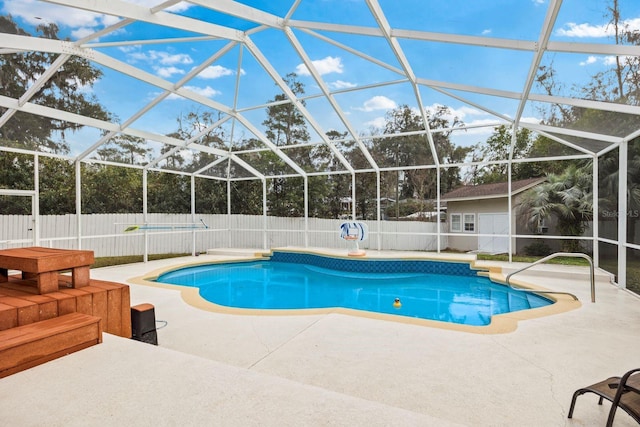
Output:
[[505, 252, 595, 303]]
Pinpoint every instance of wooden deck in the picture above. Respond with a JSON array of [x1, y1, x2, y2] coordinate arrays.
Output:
[[0, 247, 94, 294], [0, 261, 133, 377], [0, 274, 132, 337], [0, 312, 102, 378]]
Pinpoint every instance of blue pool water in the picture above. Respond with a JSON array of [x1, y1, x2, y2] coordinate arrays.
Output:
[[155, 255, 552, 326]]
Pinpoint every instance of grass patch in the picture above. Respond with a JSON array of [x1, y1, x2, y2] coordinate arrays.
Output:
[[476, 253, 591, 266], [92, 253, 190, 269], [627, 259, 640, 295]]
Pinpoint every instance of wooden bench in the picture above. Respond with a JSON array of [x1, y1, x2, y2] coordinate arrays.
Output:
[[0, 312, 102, 378]]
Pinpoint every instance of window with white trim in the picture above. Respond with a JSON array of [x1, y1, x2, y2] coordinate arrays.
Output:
[[450, 213, 462, 232], [463, 213, 476, 232]]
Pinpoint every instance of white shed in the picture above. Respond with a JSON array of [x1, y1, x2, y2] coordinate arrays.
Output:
[[441, 178, 546, 254]]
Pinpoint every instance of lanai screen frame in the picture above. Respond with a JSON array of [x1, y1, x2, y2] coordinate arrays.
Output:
[[0, 0, 638, 289]]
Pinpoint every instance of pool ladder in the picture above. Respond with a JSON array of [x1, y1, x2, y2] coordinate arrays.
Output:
[[505, 252, 595, 303]]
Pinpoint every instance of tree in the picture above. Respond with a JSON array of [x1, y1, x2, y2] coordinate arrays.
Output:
[[324, 130, 352, 218], [468, 125, 537, 184], [376, 106, 427, 219], [0, 16, 110, 153], [377, 105, 467, 218], [97, 134, 151, 165], [39, 157, 75, 214], [147, 171, 190, 213], [580, 0, 640, 105], [263, 73, 309, 147], [177, 110, 228, 172], [0, 150, 33, 214], [230, 179, 263, 215], [194, 178, 228, 214], [81, 164, 143, 213], [525, 0, 640, 254], [384, 198, 436, 220], [516, 164, 593, 252], [429, 106, 470, 196], [228, 137, 274, 214], [0, 16, 130, 215], [598, 138, 640, 244], [345, 134, 378, 220], [353, 171, 377, 220], [261, 73, 317, 217], [535, 1, 640, 122]]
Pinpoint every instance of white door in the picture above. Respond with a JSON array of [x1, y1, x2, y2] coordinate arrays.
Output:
[[478, 213, 509, 253]]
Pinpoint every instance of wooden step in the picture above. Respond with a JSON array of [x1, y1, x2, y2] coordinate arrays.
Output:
[[0, 312, 102, 378], [0, 278, 132, 338]]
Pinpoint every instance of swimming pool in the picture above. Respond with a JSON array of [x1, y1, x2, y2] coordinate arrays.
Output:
[[154, 252, 553, 326]]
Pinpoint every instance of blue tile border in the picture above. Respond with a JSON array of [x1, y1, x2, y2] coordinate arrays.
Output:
[[268, 251, 478, 277]]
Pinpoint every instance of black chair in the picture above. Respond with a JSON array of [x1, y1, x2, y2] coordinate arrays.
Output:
[[568, 368, 640, 426]]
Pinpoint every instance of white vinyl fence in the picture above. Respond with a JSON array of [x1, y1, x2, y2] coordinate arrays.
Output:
[[0, 214, 447, 257]]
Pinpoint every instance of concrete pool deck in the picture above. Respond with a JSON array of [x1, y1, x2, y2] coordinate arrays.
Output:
[[1, 249, 639, 426]]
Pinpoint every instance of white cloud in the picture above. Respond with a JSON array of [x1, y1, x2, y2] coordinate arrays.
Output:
[[519, 116, 542, 124], [556, 22, 608, 38], [71, 27, 98, 40], [198, 65, 237, 79], [579, 55, 632, 67], [177, 150, 193, 165], [627, 17, 640, 31], [3, 0, 107, 27], [296, 56, 343, 76], [186, 85, 220, 98], [129, 50, 193, 66], [127, 0, 192, 13], [481, 29, 492, 35], [118, 45, 141, 54], [329, 80, 357, 90], [557, 17, 640, 38], [161, 53, 192, 65], [126, 49, 194, 77], [449, 105, 485, 119], [579, 56, 599, 66], [604, 55, 621, 66], [167, 85, 220, 100], [3, 0, 190, 28], [157, 66, 185, 78], [2, 0, 189, 44], [422, 103, 486, 124], [364, 116, 387, 129], [532, 0, 545, 5], [74, 14, 123, 37], [354, 95, 397, 112]]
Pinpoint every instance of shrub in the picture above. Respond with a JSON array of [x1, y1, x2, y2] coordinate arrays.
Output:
[[524, 241, 552, 256]]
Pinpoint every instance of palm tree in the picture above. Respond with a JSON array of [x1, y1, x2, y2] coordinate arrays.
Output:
[[599, 146, 640, 244], [516, 164, 593, 252], [629, 152, 640, 243]]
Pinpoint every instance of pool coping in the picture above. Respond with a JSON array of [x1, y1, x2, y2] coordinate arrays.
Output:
[[129, 248, 581, 334]]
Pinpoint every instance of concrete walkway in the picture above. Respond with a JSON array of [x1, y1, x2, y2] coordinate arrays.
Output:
[[1, 250, 639, 426]]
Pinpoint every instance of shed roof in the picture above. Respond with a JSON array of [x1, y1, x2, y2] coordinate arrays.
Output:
[[441, 178, 545, 202]]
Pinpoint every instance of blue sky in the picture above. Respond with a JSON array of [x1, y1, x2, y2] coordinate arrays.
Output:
[[2, 0, 640, 157]]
